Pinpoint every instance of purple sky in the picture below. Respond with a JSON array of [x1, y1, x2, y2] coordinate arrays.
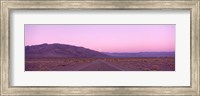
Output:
[[25, 24, 175, 53]]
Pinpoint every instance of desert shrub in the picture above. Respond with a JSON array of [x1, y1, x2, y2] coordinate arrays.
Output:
[[143, 68, 150, 71], [39, 64, 49, 71], [141, 64, 148, 68], [64, 60, 68, 62], [169, 64, 175, 68], [151, 65, 161, 71]]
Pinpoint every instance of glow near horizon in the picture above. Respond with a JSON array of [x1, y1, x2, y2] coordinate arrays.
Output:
[[25, 24, 175, 53]]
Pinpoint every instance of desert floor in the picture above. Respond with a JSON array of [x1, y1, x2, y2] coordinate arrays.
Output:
[[25, 57, 175, 71]]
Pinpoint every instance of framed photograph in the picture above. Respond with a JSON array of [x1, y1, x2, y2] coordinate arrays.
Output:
[[1, 0, 199, 95]]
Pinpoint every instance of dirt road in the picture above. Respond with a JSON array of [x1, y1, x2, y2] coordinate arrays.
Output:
[[78, 60, 124, 71]]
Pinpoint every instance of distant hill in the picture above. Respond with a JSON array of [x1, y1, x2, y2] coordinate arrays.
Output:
[[25, 43, 109, 58], [104, 52, 175, 58]]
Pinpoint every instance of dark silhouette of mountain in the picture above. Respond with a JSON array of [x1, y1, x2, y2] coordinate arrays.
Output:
[[104, 52, 175, 58], [25, 43, 109, 58]]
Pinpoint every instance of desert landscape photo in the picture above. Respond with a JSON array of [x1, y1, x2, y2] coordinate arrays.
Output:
[[25, 24, 175, 71]]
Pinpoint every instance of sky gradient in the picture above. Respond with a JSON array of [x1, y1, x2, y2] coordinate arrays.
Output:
[[25, 24, 175, 53]]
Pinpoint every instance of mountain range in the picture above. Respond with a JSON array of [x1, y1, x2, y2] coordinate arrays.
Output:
[[25, 43, 109, 58], [104, 52, 175, 58], [25, 43, 175, 58]]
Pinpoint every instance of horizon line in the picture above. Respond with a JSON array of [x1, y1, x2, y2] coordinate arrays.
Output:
[[25, 43, 175, 53]]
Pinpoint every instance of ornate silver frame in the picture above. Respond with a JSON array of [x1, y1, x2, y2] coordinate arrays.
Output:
[[1, 0, 199, 95]]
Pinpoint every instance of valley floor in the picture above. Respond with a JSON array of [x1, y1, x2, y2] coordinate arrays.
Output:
[[25, 57, 175, 71]]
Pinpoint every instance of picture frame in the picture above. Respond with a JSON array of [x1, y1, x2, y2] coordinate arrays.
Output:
[[1, 0, 199, 95]]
